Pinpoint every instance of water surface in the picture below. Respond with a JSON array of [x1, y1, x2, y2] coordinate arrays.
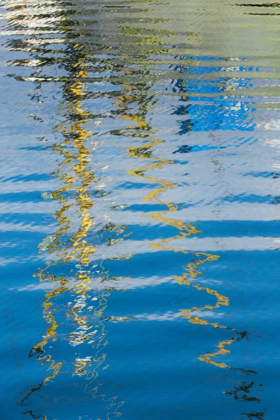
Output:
[[0, 0, 280, 419]]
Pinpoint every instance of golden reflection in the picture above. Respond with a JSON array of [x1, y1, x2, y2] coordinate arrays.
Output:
[[23, 47, 123, 413], [4, 0, 264, 417], [114, 46, 242, 371], [128, 141, 239, 369], [5, 0, 125, 417], [28, 47, 96, 382]]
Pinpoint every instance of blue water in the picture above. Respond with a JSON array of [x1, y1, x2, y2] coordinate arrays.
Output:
[[0, 0, 280, 419]]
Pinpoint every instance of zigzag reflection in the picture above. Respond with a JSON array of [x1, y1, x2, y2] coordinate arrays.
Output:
[[112, 18, 265, 413], [3, 0, 267, 418], [114, 45, 265, 414], [3, 0, 125, 418], [36, 56, 122, 418], [114, 56, 240, 372], [21, 48, 122, 417]]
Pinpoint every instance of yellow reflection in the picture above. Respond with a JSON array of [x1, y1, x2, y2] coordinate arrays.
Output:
[[5, 0, 124, 414], [4, 0, 264, 416], [30, 49, 96, 381], [114, 52, 240, 371], [31, 51, 122, 413]]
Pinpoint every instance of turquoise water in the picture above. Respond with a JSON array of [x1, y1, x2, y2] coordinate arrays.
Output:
[[0, 1, 279, 419]]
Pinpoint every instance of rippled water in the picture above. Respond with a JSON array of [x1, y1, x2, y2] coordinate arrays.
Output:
[[1, 0, 280, 419]]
